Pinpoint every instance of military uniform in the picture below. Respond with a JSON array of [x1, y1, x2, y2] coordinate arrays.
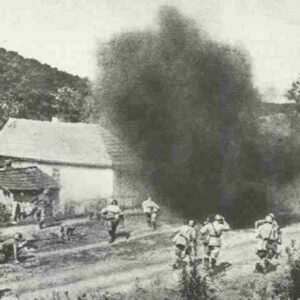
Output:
[[0, 234, 25, 263], [142, 197, 160, 229], [255, 216, 281, 263], [173, 223, 196, 268], [101, 203, 122, 243], [200, 216, 230, 268]]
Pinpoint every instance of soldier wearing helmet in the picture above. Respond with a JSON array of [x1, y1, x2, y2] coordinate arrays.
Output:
[[172, 220, 197, 269], [101, 200, 123, 243], [255, 213, 282, 273], [200, 214, 230, 268], [0, 232, 26, 264], [142, 195, 160, 230]]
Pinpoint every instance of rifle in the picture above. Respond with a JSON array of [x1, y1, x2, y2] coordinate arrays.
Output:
[[18, 239, 38, 250]]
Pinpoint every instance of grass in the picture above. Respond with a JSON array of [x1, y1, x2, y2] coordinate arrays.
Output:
[[22, 265, 216, 300]]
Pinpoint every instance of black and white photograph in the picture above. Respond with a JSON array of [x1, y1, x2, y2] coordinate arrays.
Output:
[[0, 0, 300, 299]]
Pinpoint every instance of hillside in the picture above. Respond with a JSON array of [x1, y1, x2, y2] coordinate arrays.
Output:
[[0, 48, 92, 125]]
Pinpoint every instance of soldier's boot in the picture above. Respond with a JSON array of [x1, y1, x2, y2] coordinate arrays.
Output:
[[108, 231, 114, 243], [203, 257, 210, 269], [147, 216, 151, 227], [152, 220, 157, 230], [60, 226, 66, 242], [255, 262, 265, 274], [172, 256, 182, 270], [211, 258, 217, 269], [188, 256, 194, 266], [38, 221, 44, 230], [264, 258, 271, 273]]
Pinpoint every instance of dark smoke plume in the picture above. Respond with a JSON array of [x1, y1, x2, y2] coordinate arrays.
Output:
[[95, 6, 267, 225]]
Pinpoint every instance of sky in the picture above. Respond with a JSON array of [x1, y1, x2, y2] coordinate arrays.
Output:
[[0, 0, 300, 102]]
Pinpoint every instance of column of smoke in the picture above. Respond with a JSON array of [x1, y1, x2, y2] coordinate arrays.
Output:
[[94, 6, 275, 225]]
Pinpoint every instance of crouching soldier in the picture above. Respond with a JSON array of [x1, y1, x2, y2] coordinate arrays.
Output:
[[200, 214, 230, 269], [0, 233, 26, 264], [101, 200, 123, 243], [142, 195, 160, 230], [255, 214, 282, 273], [172, 220, 196, 269]]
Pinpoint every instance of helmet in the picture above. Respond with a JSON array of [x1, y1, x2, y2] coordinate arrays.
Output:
[[111, 199, 118, 205], [265, 215, 273, 223], [214, 214, 223, 221], [188, 220, 195, 227], [14, 233, 24, 241], [268, 213, 275, 220]]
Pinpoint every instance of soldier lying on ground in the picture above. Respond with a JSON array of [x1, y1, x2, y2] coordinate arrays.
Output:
[[0, 233, 37, 264]]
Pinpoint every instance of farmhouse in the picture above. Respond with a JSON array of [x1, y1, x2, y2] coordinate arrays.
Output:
[[0, 118, 142, 212]]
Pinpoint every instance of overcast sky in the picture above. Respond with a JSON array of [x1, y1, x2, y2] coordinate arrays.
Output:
[[0, 0, 300, 102]]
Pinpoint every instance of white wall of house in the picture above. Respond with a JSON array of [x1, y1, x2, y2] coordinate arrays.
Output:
[[13, 161, 114, 206]]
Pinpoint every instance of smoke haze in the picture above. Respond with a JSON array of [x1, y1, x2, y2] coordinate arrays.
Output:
[[95, 6, 291, 225]]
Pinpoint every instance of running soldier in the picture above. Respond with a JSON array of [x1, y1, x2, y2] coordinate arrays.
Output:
[[0, 233, 26, 264], [172, 220, 197, 269], [255, 214, 282, 273], [101, 200, 123, 243], [200, 214, 230, 269], [142, 195, 160, 230]]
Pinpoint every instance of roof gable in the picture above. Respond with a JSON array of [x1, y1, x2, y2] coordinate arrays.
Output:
[[0, 118, 136, 168]]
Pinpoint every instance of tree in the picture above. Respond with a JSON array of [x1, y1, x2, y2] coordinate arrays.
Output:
[[285, 78, 300, 104], [54, 87, 87, 122], [0, 47, 92, 123]]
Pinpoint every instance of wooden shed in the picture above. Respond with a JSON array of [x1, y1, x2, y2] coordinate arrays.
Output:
[[0, 166, 60, 220]]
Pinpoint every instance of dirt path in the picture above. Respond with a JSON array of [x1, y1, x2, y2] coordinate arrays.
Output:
[[1, 223, 300, 299], [35, 226, 178, 258]]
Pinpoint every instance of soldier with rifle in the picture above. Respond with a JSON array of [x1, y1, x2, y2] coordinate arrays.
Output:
[[0, 233, 37, 264], [255, 213, 282, 273], [172, 220, 197, 269], [142, 195, 160, 230], [200, 214, 230, 269], [100, 199, 124, 243]]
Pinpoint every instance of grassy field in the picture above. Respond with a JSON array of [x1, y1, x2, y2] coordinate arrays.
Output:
[[0, 213, 299, 299]]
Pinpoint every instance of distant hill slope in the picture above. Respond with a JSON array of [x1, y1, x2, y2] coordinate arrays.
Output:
[[0, 48, 92, 125]]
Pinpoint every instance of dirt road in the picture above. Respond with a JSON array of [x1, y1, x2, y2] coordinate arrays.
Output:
[[1, 218, 299, 299]]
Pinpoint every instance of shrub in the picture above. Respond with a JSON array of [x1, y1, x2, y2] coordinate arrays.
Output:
[[286, 240, 300, 299], [179, 265, 215, 300]]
